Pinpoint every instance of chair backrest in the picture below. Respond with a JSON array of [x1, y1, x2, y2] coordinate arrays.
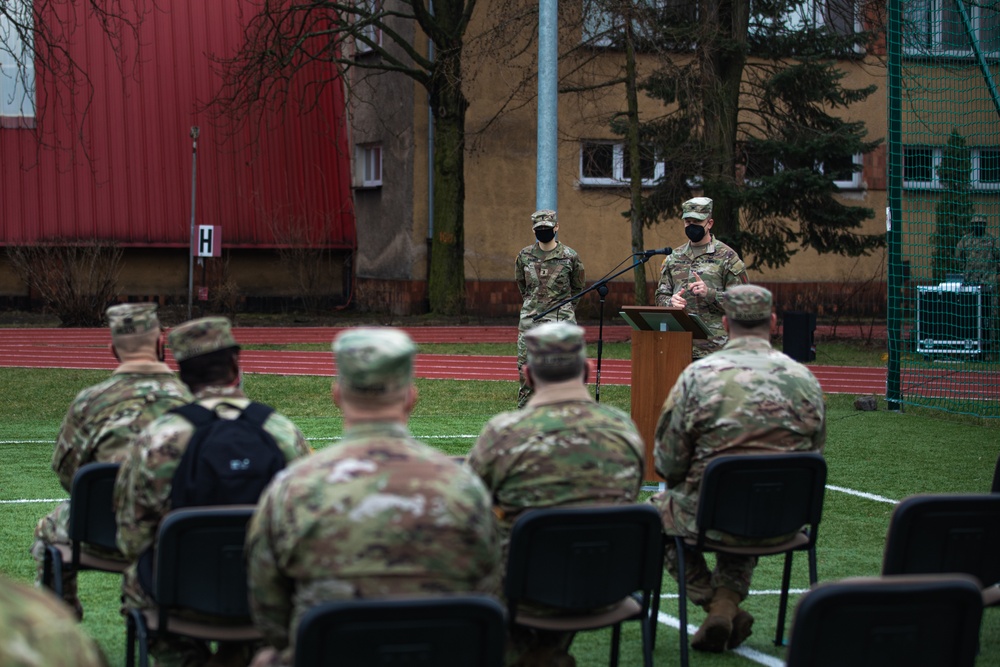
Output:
[[504, 504, 664, 613], [785, 574, 984, 667], [882, 493, 1000, 589], [695, 452, 827, 547], [992, 453, 1000, 493], [68, 462, 122, 556], [152, 505, 255, 629], [294, 595, 507, 667]]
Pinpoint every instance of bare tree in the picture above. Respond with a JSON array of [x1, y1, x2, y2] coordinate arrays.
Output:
[[215, 0, 541, 316]]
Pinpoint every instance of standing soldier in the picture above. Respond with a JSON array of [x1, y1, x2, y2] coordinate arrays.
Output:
[[115, 317, 311, 667], [30, 303, 192, 618], [245, 328, 499, 667], [468, 321, 645, 667], [956, 214, 999, 351], [652, 285, 825, 654], [515, 209, 586, 407], [655, 197, 748, 359]]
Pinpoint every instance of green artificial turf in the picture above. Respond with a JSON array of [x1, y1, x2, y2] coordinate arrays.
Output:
[[0, 368, 997, 666]]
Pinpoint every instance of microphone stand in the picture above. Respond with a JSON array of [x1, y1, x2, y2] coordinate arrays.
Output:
[[533, 250, 668, 403]]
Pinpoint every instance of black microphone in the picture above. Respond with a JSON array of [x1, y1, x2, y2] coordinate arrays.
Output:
[[637, 247, 672, 257]]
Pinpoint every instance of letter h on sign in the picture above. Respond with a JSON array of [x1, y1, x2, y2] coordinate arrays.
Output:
[[196, 225, 222, 257]]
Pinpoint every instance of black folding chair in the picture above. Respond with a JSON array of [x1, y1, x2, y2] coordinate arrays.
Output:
[[673, 452, 827, 666], [42, 462, 127, 597], [294, 595, 507, 666], [882, 493, 1000, 607], [786, 574, 984, 667], [504, 504, 664, 667], [124, 506, 261, 667]]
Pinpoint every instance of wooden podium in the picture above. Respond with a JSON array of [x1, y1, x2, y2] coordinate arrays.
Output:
[[620, 306, 709, 482]]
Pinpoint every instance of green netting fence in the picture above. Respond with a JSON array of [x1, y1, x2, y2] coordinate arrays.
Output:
[[887, 0, 1000, 418]]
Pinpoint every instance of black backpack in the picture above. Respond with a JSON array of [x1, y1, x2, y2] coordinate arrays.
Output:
[[168, 401, 287, 509]]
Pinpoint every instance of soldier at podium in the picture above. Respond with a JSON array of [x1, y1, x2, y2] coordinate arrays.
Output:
[[654, 197, 748, 359]]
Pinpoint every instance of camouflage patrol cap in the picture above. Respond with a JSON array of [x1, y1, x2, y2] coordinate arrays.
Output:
[[106, 303, 160, 338], [525, 321, 586, 371], [723, 285, 773, 322], [682, 197, 713, 221], [333, 327, 416, 396], [531, 209, 558, 229], [168, 317, 239, 362]]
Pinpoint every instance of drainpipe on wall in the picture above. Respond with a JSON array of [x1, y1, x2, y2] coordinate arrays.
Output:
[[426, 2, 435, 310]]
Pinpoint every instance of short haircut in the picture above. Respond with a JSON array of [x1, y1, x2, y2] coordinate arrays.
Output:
[[728, 317, 771, 333], [112, 329, 160, 356], [529, 357, 585, 384], [178, 347, 239, 389]]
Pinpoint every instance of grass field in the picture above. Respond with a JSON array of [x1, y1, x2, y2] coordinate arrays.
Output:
[[0, 363, 997, 666]]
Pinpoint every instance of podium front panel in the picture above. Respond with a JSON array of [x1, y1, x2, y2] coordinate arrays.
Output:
[[631, 330, 691, 482]]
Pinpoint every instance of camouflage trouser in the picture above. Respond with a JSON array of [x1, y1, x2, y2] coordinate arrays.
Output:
[[663, 541, 757, 606], [30, 500, 84, 611], [122, 567, 257, 667], [506, 625, 575, 667], [516, 329, 532, 408], [31, 500, 128, 616]]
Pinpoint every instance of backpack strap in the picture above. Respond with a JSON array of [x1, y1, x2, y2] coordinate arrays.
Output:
[[239, 402, 275, 427], [170, 403, 217, 427]]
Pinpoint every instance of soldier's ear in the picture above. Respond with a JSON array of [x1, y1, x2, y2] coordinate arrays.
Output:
[[156, 333, 166, 362], [110, 343, 121, 362]]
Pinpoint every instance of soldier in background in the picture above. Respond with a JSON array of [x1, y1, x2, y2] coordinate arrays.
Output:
[[0, 574, 108, 667], [652, 285, 825, 654], [515, 209, 586, 407], [30, 303, 192, 618], [956, 214, 999, 351], [115, 317, 311, 667], [245, 327, 499, 667], [468, 321, 645, 667], [654, 197, 748, 359]]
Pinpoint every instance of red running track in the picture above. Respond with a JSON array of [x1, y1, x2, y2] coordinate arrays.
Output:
[[0, 327, 993, 399]]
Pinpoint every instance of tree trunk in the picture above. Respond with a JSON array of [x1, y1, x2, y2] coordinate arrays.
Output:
[[427, 52, 469, 316], [700, 0, 748, 254], [623, 13, 648, 305]]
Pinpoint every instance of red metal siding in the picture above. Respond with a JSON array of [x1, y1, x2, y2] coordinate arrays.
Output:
[[0, 2, 355, 250]]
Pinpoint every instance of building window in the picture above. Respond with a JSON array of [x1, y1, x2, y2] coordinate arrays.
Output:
[[579, 141, 663, 187], [751, 0, 860, 37], [355, 143, 382, 188], [904, 0, 1000, 58], [902, 145, 1000, 190], [355, 0, 382, 55], [0, 2, 36, 123], [823, 153, 864, 189], [581, 0, 693, 48]]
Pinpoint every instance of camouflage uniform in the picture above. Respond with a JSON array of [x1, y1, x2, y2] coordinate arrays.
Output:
[[654, 198, 748, 359], [114, 317, 311, 667], [956, 226, 999, 348], [30, 304, 192, 614], [516, 210, 586, 407], [245, 328, 499, 667], [652, 286, 825, 605], [468, 322, 645, 667], [0, 575, 108, 667]]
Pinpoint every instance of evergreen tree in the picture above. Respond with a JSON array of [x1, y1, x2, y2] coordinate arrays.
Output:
[[617, 0, 884, 269], [932, 129, 972, 282]]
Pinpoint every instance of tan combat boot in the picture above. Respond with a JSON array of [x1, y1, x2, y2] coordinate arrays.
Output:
[[691, 587, 741, 652]]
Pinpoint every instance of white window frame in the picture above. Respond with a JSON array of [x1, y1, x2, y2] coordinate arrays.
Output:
[[581, 0, 688, 48], [355, 143, 382, 188], [903, 145, 941, 190], [972, 147, 1000, 191], [903, 0, 1000, 58], [355, 0, 382, 55], [822, 153, 864, 190], [751, 0, 861, 36], [579, 140, 664, 187], [0, 2, 36, 123]]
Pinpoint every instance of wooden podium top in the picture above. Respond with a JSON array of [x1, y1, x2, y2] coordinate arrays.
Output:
[[619, 306, 710, 339]]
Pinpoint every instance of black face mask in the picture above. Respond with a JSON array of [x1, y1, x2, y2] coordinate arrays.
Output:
[[684, 224, 707, 243], [535, 228, 556, 243]]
